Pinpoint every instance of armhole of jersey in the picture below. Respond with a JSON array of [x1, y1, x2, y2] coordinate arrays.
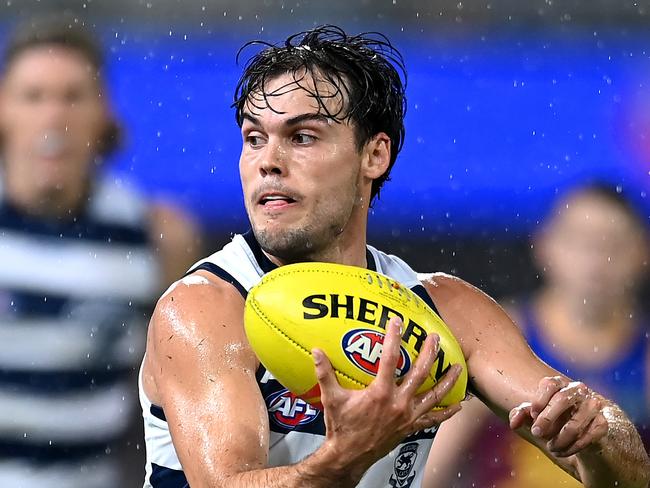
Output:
[[187, 262, 248, 299], [411, 284, 441, 317]]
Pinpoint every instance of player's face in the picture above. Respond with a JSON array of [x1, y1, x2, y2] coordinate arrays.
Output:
[[239, 72, 372, 262], [537, 193, 647, 303], [0, 46, 109, 206]]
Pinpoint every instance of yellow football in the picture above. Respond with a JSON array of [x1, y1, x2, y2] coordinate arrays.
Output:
[[244, 262, 467, 408]]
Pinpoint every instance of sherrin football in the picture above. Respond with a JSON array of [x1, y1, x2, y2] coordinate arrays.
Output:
[[244, 262, 467, 408]]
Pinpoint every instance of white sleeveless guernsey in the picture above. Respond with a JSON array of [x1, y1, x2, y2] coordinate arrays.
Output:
[[140, 232, 440, 488]]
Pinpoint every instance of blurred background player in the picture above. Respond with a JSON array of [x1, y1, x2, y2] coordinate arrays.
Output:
[[0, 15, 202, 488], [424, 182, 650, 488]]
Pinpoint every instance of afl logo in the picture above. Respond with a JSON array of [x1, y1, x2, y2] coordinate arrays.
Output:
[[266, 388, 320, 429], [342, 329, 411, 377]]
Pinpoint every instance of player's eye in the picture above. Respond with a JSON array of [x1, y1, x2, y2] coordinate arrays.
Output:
[[292, 133, 316, 145], [245, 134, 266, 148]]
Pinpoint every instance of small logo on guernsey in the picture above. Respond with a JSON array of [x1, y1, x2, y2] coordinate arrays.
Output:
[[266, 388, 320, 429], [389, 442, 419, 488], [342, 329, 411, 377]]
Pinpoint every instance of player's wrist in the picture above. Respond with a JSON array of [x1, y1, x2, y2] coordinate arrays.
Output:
[[298, 440, 365, 487]]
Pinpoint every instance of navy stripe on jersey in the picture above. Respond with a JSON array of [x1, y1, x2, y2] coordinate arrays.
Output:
[[4, 289, 150, 317], [411, 284, 441, 316], [242, 230, 278, 273], [0, 202, 149, 245], [366, 248, 376, 271], [0, 437, 118, 463], [403, 427, 438, 443], [189, 262, 248, 298], [150, 463, 189, 488], [0, 367, 132, 394], [151, 404, 166, 422], [5, 290, 68, 315]]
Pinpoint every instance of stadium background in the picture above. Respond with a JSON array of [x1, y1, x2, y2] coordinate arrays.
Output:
[[1, 0, 648, 298]]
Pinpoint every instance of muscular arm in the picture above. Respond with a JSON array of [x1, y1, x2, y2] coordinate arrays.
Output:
[[421, 273, 650, 488], [142, 272, 461, 487], [143, 272, 352, 487]]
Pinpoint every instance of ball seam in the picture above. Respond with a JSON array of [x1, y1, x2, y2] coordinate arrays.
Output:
[[260, 268, 423, 310]]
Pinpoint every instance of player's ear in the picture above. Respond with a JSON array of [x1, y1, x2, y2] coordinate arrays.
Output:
[[362, 132, 391, 180]]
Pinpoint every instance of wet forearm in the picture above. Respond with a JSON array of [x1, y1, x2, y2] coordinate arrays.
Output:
[[219, 443, 362, 488], [576, 404, 650, 488]]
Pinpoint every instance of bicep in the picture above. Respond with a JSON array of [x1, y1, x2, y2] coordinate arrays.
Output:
[[147, 281, 269, 486], [422, 274, 565, 417]]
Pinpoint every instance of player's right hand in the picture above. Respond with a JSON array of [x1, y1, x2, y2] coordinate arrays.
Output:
[[312, 316, 463, 482]]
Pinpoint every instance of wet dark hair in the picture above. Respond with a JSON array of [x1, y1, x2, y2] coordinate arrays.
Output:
[[233, 25, 407, 202], [0, 14, 121, 157]]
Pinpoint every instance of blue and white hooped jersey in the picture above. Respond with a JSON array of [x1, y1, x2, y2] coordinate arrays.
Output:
[[140, 231, 440, 488], [0, 176, 160, 488]]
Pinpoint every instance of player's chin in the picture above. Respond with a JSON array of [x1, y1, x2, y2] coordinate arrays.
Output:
[[253, 218, 295, 239], [255, 225, 319, 261]]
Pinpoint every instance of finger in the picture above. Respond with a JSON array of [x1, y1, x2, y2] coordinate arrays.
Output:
[[548, 396, 600, 452], [531, 376, 566, 419], [531, 401, 574, 440], [413, 363, 463, 415], [532, 382, 587, 439], [375, 317, 404, 384], [411, 403, 462, 432], [400, 332, 439, 396], [553, 413, 609, 458], [509, 402, 533, 431], [312, 348, 343, 404]]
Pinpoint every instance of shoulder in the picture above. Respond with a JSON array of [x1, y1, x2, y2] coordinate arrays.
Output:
[[418, 272, 499, 313], [144, 270, 253, 403], [147, 270, 248, 364], [151, 270, 246, 338]]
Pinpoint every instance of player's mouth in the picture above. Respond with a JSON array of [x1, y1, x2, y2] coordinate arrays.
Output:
[[258, 192, 298, 210]]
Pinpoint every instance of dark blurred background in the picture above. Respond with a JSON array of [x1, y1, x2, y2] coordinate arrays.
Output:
[[1, 0, 648, 298]]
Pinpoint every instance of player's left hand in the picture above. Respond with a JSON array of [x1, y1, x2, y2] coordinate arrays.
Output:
[[509, 376, 609, 458]]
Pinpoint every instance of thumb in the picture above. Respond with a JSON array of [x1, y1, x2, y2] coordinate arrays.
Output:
[[509, 401, 533, 431]]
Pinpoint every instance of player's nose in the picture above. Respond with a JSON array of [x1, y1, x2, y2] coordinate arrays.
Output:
[[259, 142, 288, 177]]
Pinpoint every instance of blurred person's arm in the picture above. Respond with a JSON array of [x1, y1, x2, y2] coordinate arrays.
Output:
[[423, 396, 491, 488], [148, 202, 203, 287]]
